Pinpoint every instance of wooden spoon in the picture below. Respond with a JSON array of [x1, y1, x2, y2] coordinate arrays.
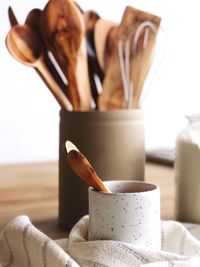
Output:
[[7, 6, 68, 104], [65, 141, 111, 193], [40, 0, 92, 111], [25, 8, 67, 97], [6, 24, 72, 110]]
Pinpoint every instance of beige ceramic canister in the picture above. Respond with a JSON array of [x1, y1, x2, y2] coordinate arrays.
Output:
[[175, 114, 200, 223], [59, 109, 145, 230]]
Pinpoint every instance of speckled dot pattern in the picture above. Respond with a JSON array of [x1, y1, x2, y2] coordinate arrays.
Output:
[[89, 180, 161, 250]]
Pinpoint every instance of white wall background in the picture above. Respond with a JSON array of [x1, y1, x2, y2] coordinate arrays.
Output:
[[1, 0, 200, 164]]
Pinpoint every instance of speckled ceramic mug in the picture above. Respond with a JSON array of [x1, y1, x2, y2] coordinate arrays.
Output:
[[89, 180, 161, 249]]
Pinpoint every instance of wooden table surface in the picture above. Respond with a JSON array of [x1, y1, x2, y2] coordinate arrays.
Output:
[[0, 161, 175, 240]]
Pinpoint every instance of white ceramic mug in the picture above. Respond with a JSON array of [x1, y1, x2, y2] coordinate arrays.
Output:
[[89, 180, 161, 249]]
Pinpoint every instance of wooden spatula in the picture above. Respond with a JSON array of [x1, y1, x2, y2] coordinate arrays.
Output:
[[97, 25, 122, 110], [94, 19, 117, 73], [98, 6, 161, 110], [121, 7, 161, 108], [40, 0, 92, 111], [65, 141, 111, 193]]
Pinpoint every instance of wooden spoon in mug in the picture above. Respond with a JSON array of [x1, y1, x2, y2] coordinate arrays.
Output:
[[6, 24, 72, 110], [65, 141, 111, 193]]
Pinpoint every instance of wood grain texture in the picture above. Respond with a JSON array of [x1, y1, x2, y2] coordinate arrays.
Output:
[[8, 7, 68, 101], [6, 25, 72, 110], [66, 150, 110, 193], [0, 161, 175, 240], [65, 141, 110, 192], [0, 162, 66, 239], [98, 6, 161, 110], [25, 8, 68, 96], [40, 0, 92, 111], [94, 19, 117, 73]]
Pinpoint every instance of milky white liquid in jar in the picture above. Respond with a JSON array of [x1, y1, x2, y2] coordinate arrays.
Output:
[[175, 115, 200, 223]]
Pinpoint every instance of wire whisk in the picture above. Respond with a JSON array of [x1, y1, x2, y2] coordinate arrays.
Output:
[[118, 21, 157, 109]]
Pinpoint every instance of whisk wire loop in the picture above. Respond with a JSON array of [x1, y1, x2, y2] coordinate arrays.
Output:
[[118, 20, 158, 109]]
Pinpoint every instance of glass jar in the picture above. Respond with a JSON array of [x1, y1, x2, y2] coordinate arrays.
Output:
[[175, 114, 200, 223]]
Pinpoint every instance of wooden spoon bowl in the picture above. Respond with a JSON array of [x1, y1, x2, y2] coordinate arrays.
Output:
[[6, 25, 42, 65], [65, 141, 111, 193], [25, 7, 67, 95], [6, 24, 72, 110]]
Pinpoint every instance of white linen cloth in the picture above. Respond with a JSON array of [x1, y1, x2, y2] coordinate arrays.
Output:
[[1, 215, 200, 267]]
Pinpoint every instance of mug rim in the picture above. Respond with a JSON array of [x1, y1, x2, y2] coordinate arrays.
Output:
[[89, 180, 159, 195]]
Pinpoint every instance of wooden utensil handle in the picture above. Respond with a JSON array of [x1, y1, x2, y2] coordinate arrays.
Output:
[[8, 6, 18, 27], [36, 58, 72, 110]]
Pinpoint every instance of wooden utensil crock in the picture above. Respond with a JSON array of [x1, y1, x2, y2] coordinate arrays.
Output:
[[59, 109, 145, 229]]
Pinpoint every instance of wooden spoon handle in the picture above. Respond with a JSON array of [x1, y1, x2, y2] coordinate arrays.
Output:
[[132, 42, 154, 108], [8, 6, 18, 27], [36, 58, 72, 110]]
